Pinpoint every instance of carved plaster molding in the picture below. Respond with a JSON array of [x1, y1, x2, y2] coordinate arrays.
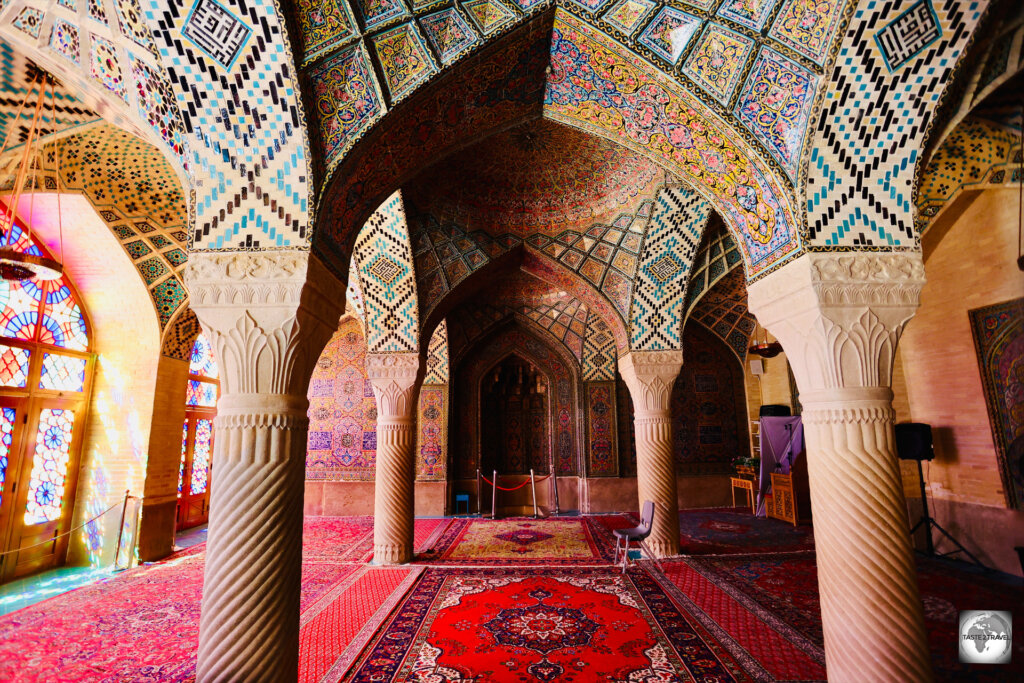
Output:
[[618, 350, 683, 416], [366, 353, 423, 419], [747, 252, 925, 394]]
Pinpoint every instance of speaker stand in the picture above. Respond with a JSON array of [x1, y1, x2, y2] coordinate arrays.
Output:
[[909, 460, 985, 567]]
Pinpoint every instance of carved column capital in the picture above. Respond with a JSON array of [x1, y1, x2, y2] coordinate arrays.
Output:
[[617, 350, 683, 417], [747, 252, 925, 395], [365, 353, 423, 421], [184, 251, 345, 398]]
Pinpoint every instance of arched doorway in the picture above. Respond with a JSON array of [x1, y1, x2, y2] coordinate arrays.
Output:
[[0, 221, 94, 581], [480, 355, 550, 477]]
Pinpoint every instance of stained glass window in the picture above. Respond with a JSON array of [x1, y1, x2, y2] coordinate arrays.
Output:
[[39, 353, 87, 392], [178, 420, 188, 498], [0, 344, 30, 387], [189, 333, 219, 379], [190, 419, 212, 495], [0, 222, 88, 351], [24, 408, 75, 524], [186, 379, 217, 407], [0, 407, 14, 507]]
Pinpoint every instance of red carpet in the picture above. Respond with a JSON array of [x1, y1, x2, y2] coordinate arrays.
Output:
[[418, 517, 615, 564], [594, 507, 815, 555], [346, 565, 761, 681], [666, 551, 1024, 682]]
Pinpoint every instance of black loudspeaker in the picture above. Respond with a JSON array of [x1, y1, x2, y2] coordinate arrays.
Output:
[[760, 404, 791, 417], [895, 423, 934, 461]]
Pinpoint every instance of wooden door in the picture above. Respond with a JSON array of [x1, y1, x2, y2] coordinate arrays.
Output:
[[176, 413, 214, 530]]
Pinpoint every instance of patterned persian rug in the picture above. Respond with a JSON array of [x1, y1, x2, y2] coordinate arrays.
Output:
[[345, 565, 763, 682], [418, 517, 616, 565], [668, 552, 1024, 682]]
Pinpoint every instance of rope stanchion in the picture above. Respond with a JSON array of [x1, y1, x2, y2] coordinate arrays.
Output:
[[0, 492, 140, 558], [480, 475, 535, 492]]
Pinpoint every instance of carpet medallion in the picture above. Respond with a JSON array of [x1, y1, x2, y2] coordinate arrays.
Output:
[[347, 566, 756, 682], [421, 518, 614, 564]]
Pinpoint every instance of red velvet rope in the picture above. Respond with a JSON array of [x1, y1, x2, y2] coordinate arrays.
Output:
[[481, 474, 552, 491]]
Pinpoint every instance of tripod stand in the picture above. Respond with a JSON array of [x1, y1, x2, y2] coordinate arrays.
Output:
[[909, 459, 984, 567]]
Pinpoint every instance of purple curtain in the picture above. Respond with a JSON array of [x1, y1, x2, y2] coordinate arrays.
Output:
[[757, 416, 803, 516]]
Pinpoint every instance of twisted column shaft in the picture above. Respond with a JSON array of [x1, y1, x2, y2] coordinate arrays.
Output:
[[619, 351, 682, 557], [366, 353, 422, 565], [802, 390, 930, 682], [747, 252, 932, 682], [197, 397, 308, 682]]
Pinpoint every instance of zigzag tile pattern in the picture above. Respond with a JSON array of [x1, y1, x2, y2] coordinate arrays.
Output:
[[582, 312, 616, 380], [629, 187, 710, 351], [684, 218, 745, 320], [805, 0, 984, 247], [353, 192, 420, 352], [424, 319, 450, 383], [143, 0, 310, 250]]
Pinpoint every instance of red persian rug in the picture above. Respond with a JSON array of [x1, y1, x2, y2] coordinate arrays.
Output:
[[676, 507, 815, 555], [669, 551, 1024, 682], [418, 517, 615, 565], [346, 565, 762, 682], [0, 518, 437, 682]]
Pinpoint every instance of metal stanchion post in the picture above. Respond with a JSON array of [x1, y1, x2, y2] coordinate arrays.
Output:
[[476, 468, 481, 516], [530, 469, 538, 519], [113, 489, 130, 571], [492, 469, 498, 520]]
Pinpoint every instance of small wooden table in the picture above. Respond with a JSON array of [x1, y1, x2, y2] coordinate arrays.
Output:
[[730, 477, 756, 514]]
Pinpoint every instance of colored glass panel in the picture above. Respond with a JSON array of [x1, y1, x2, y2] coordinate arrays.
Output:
[[0, 407, 14, 507], [190, 419, 212, 495], [39, 353, 87, 392], [38, 283, 88, 351], [186, 380, 217, 407], [0, 344, 30, 387], [189, 333, 219, 379], [24, 408, 75, 524], [0, 223, 89, 350], [178, 420, 188, 498]]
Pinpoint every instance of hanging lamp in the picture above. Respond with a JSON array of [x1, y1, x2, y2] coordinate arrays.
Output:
[[747, 320, 782, 358], [0, 74, 63, 281]]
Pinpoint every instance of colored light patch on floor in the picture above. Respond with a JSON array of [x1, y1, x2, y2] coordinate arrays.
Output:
[[347, 567, 752, 681], [424, 518, 614, 564]]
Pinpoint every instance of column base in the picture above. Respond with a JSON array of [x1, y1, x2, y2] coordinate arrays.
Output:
[[374, 543, 413, 565]]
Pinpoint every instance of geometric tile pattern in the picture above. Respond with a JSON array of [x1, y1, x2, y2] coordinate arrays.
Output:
[[90, 35, 127, 100], [683, 24, 756, 106], [602, 0, 656, 36], [520, 297, 590, 361], [160, 307, 203, 360], [353, 191, 420, 352], [143, 0, 311, 250], [353, 0, 410, 33], [461, 0, 516, 36], [545, 14, 801, 279], [13, 8, 44, 38], [636, 7, 700, 66], [735, 48, 818, 182], [370, 22, 437, 104], [424, 319, 450, 384], [309, 41, 386, 167], [873, 0, 941, 72], [420, 7, 480, 65], [688, 266, 756, 362], [684, 217, 743, 320], [717, 0, 780, 32], [294, 0, 359, 64], [410, 210, 521, 324], [805, 0, 984, 248], [915, 116, 1023, 235], [50, 18, 81, 64], [181, 0, 253, 70], [770, 0, 849, 65], [582, 312, 616, 381], [630, 186, 711, 351], [525, 199, 652, 322]]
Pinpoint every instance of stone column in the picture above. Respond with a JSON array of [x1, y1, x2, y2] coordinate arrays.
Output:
[[747, 252, 931, 683], [618, 350, 683, 557], [366, 353, 422, 564], [185, 252, 345, 682]]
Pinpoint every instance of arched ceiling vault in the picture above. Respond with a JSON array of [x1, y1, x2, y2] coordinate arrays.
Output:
[[307, 0, 850, 282]]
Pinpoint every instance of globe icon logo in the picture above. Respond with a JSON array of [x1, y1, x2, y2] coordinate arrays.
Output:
[[959, 610, 1012, 664]]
